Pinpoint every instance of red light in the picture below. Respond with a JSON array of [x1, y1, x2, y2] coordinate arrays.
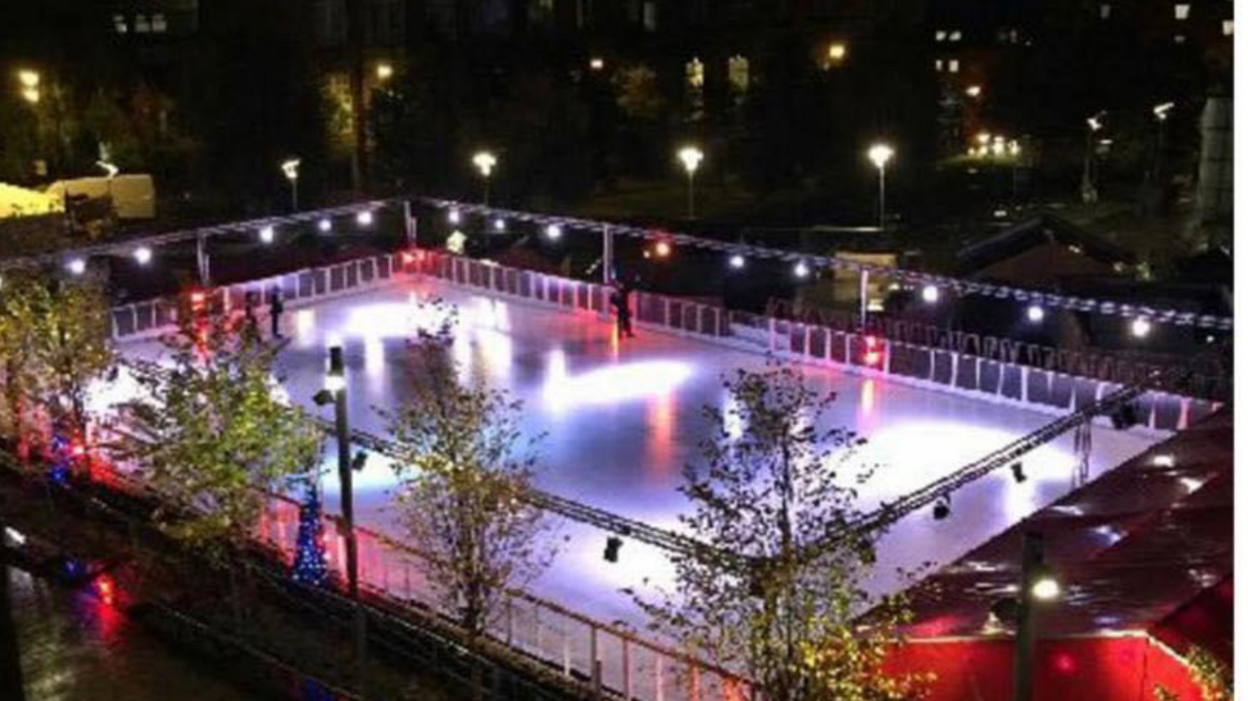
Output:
[[1052, 651, 1077, 675], [864, 351, 881, 366], [95, 575, 115, 605], [865, 335, 878, 349], [190, 291, 205, 304]]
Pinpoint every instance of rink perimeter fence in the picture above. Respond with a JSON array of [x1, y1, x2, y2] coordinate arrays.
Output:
[[100, 246, 1217, 701], [107, 247, 1217, 432]]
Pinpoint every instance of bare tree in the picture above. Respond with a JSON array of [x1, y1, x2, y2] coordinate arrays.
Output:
[[635, 364, 930, 701], [384, 297, 555, 639]]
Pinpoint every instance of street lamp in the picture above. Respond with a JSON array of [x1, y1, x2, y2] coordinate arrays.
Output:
[[1012, 531, 1060, 701], [281, 158, 301, 212], [677, 146, 704, 219], [312, 346, 366, 677], [1153, 102, 1174, 182], [867, 143, 895, 231], [1082, 112, 1105, 203], [375, 62, 394, 81], [16, 69, 40, 104], [472, 151, 497, 206], [97, 160, 119, 203]]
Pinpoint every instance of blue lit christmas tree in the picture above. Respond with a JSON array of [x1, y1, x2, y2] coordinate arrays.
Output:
[[291, 485, 329, 586]]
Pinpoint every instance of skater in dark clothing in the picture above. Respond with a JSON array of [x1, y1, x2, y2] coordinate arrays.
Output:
[[269, 288, 285, 339], [243, 292, 260, 338], [611, 279, 635, 339]]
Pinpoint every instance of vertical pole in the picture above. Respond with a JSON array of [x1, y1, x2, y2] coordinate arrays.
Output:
[[291, 178, 299, 212], [1013, 531, 1043, 701], [329, 346, 366, 694], [602, 225, 614, 285], [484, 177, 491, 207], [622, 639, 632, 701], [687, 171, 695, 219], [858, 269, 869, 330], [655, 655, 664, 701], [196, 234, 211, 287], [404, 200, 417, 248], [878, 166, 887, 231]]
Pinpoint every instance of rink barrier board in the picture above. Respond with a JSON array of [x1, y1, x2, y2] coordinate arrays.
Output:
[[409, 251, 1207, 432], [108, 248, 1210, 431], [109, 253, 400, 341]]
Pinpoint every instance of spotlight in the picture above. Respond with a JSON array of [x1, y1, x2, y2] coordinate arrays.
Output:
[[654, 241, 672, 258], [933, 496, 951, 521], [66, 258, 87, 275], [729, 254, 746, 269], [133, 246, 153, 265], [794, 261, 810, 278], [1010, 462, 1026, 483], [603, 536, 623, 563], [1027, 305, 1045, 323], [1130, 317, 1152, 339], [1031, 568, 1061, 601], [545, 224, 562, 240], [259, 226, 275, 244], [921, 285, 940, 304], [351, 452, 368, 472], [448, 209, 461, 224], [493, 218, 506, 232], [318, 218, 332, 233], [1110, 403, 1138, 431], [312, 389, 334, 406], [356, 210, 374, 226]]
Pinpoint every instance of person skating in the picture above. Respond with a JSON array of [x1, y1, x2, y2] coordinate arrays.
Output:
[[611, 279, 635, 339], [269, 287, 285, 339]]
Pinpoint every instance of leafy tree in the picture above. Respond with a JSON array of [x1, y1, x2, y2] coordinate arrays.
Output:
[[384, 298, 555, 639], [115, 300, 321, 551], [635, 364, 929, 701], [0, 271, 115, 446]]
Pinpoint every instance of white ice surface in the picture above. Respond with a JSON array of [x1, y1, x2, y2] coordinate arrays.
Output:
[[115, 277, 1158, 628]]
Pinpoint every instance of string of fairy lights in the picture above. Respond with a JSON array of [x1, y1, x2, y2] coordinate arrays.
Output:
[[0, 195, 1232, 336], [426, 197, 1235, 334]]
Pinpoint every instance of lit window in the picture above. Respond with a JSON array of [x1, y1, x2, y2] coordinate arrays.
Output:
[[948, 59, 960, 73], [686, 57, 704, 90], [728, 55, 750, 93], [935, 30, 947, 41], [113, 14, 128, 33], [134, 14, 151, 33], [152, 13, 168, 33], [1100, 3, 1112, 19], [1174, 4, 1190, 20], [950, 30, 962, 42], [935, 59, 944, 72], [1223, 19, 1234, 36]]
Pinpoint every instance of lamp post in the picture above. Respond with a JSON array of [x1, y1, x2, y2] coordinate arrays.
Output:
[[1152, 102, 1174, 182], [281, 158, 301, 212], [1012, 530, 1060, 701], [313, 347, 366, 689], [677, 146, 704, 219], [1082, 112, 1105, 203], [867, 143, 894, 231], [96, 160, 119, 206], [473, 151, 497, 206]]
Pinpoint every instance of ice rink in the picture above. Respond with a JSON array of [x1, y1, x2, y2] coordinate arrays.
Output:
[[118, 276, 1159, 627]]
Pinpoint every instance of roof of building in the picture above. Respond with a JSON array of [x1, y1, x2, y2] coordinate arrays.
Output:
[[898, 410, 1233, 664], [955, 213, 1136, 277]]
